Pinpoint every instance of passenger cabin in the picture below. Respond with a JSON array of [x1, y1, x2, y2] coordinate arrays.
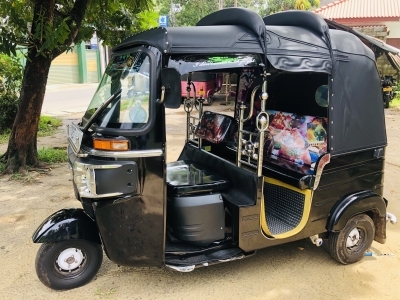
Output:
[[114, 8, 386, 251]]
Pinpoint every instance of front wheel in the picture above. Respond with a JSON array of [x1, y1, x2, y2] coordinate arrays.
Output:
[[326, 214, 375, 265], [35, 240, 103, 290]]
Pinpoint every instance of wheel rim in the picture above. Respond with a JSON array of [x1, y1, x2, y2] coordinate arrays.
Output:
[[346, 227, 364, 252], [56, 247, 86, 273]]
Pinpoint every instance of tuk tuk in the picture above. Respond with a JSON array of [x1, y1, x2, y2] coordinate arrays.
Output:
[[32, 8, 397, 290], [181, 72, 223, 105]]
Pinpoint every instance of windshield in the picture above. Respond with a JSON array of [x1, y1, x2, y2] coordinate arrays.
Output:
[[83, 51, 151, 130]]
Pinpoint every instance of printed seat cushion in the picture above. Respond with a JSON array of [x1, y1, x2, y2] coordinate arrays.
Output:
[[195, 111, 237, 144], [264, 110, 328, 174]]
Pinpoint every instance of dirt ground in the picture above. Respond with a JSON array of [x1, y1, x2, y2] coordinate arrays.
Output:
[[0, 106, 399, 300]]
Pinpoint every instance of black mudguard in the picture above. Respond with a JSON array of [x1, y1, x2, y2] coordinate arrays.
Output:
[[326, 191, 387, 243], [32, 208, 101, 244]]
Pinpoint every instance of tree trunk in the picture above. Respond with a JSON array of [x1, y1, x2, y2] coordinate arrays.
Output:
[[3, 0, 55, 174], [4, 55, 52, 174], [2, 0, 88, 174]]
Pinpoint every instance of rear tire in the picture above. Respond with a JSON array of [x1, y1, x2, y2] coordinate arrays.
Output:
[[327, 214, 374, 264], [35, 240, 103, 290], [384, 95, 390, 108]]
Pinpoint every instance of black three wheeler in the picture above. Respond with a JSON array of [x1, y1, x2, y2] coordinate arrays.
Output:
[[33, 8, 397, 290]]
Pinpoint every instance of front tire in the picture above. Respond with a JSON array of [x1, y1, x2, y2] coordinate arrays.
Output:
[[327, 214, 375, 265], [35, 240, 103, 290]]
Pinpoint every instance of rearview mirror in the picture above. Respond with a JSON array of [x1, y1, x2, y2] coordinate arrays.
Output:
[[160, 68, 182, 109]]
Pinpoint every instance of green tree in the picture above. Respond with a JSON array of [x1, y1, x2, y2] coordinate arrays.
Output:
[[0, 0, 156, 174], [156, 0, 263, 27], [263, 0, 319, 15], [175, 0, 219, 26]]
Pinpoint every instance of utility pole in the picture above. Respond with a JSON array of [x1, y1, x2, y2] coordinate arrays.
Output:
[[170, 0, 174, 26], [219, 0, 223, 10], [234, 0, 237, 7]]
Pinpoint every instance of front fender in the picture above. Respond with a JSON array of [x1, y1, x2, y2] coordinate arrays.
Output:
[[326, 190, 387, 232], [32, 208, 101, 244]]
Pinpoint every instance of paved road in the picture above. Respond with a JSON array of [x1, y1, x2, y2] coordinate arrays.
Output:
[[42, 83, 98, 116]]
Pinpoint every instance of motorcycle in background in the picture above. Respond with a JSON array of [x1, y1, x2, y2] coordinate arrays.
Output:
[[381, 75, 396, 108]]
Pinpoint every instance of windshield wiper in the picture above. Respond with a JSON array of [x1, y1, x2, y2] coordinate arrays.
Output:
[[82, 89, 122, 133]]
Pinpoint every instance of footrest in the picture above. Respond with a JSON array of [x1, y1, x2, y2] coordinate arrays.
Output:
[[167, 160, 230, 196], [165, 247, 243, 266]]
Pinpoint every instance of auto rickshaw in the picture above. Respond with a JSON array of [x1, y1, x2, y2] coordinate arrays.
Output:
[[32, 8, 397, 290], [181, 72, 223, 105]]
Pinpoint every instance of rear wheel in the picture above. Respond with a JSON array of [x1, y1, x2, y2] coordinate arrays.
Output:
[[35, 240, 103, 290], [384, 95, 390, 108], [207, 96, 213, 105], [327, 214, 374, 264]]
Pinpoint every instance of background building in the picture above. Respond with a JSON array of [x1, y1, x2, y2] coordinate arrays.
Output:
[[46, 32, 109, 85], [314, 0, 400, 77]]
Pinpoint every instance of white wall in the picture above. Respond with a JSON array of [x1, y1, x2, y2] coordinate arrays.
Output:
[[382, 21, 400, 38], [320, 0, 335, 6]]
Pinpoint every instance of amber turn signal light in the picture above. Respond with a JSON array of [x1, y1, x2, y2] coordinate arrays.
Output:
[[93, 138, 129, 151]]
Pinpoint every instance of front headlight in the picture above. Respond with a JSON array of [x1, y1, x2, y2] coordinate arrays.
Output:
[[72, 161, 124, 199], [73, 161, 94, 197]]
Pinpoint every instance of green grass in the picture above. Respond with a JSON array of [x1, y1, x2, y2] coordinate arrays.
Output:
[[0, 147, 66, 178], [37, 116, 63, 137], [0, 116, 62, 144], [95, 287, 117, 298], [38, 147, 67, 163], [390, 96, 400, 109]]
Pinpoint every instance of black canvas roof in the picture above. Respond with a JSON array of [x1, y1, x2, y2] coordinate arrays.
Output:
[[114, 21, 375, 74], [113, 8, 386, 155], [114, 26, 264, 55]]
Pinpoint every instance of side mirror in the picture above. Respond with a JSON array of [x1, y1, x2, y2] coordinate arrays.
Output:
[[160, 68, 182, 109]]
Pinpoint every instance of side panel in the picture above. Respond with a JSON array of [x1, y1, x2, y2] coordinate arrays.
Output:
[[32, 209, 101, 244], [238, 149, 386, 252], [94, 156, 165, 267], [308, 149, 385, 229]]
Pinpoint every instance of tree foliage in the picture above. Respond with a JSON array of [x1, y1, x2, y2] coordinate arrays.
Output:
[[0, 53, 23, 133], [156, 0, 263, 27], [262, 0, 319, 15], [0, 0, 156, 173], [155, 0, 319, 27], [0, 0, 157, 57]]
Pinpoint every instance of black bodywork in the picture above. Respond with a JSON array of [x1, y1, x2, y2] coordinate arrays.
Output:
[[32, 209, 101, 245], [33, 8, 389, 269]]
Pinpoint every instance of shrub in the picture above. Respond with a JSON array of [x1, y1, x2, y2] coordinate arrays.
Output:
[[0, 53, 24, 133], [0, 93, 18, 133]]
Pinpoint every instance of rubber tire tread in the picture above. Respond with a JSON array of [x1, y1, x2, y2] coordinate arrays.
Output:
[[384, 95, 390, 108], [35, 240, 103, 290], [327, 214, 374, 265]]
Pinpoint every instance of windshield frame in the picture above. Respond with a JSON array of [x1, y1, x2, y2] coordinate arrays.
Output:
[[82, 46, 157, 137]]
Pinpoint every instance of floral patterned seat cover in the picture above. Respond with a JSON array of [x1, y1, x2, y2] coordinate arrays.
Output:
[[265, 110, 328, 174]]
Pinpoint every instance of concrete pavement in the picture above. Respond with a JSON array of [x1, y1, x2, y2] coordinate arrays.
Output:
[[42, 83, 98, 116]]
